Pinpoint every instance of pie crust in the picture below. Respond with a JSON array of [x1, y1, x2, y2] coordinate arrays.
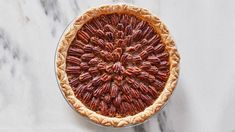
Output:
[[55, 4, 180, 127]]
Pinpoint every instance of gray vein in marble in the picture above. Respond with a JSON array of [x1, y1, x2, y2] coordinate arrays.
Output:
[[40, 0, 62, 22], [69, 0, 80, 15], [157, 108, 174, 132], [39, 0, 67, 37], [0, 28, 24, 111], [134, 124, 146, 132], [0, 28, 40, 124]]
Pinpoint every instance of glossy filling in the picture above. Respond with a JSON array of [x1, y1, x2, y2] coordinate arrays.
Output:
[[66, 13, 170, 117]]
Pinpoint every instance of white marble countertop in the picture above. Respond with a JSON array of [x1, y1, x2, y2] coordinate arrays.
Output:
[[0, 0, 235, 132]]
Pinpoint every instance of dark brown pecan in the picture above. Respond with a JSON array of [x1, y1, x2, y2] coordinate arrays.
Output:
[[88, 57, 101, 66], [120, 53, 132, 65], [140, 94, 153, 105], [100, 101, 108, 115], [147, 66, 158, 74], [79, 72, 92, 82], [124, 35, 133, 46], [83, 92, 92, 103], [110, 83, 118, 98], [73, 40, 86, 49], [113, 94, 121, 107], [77, 30, 90, 43], [159, 61, 169, 70], [68, 47, 84, 57], [100, 73, 112, 82], [157, 52, 169, 60], [140, 61, 152, 70], [142, 26, 151, 37], [112, 48, 122, 61], [122, 83, 131, 93], [125, 67, 141, 76], [138, 99, 146, 110], [122, 94, 132, 103], [155, 44, 165, 53], [139, 83, 149, 94], [126, 44, 141, 52], [104, 24, 115, 33], [104, 95, 111, 103], [97, 62, 107, 71], [88, 67, 99, 75], [93, 82, 109, 96], [132, 30, 142, 41], [91, 37, 105, 47], [83, 45, 94, 53], [109, 105, 116, 116], [81, 53, 94, 61], [119, 102, 127, 114], [139, 51, 148, 59], [110, 14, 119, 26], [130, 16, 138, 28], [151, 79, 165, 89], [130, 88, 140, 98], [120, 14, 129, 26], [90, 97, 100, 110], [113, 62, 122, 73], [125, 24, 132, 35], [93, 46, 101, 54], [147, 56, 160, 65], [148, 35, 160, 46], [92, 77, 102, 86], [145, 46, 154, 54], [83, 24, 96, 35], [74, 84, 86, 97], [106, 32, 114, 41], [105, 42, 114, 52], [117, 23, 124, 31], [144, 28, 154, 39], [69, 77, 79, 87], [133, 99, 144, 111], [125, 77, 134, 84], [148, 74, 156, 82], [66, 66, 81, 74], [148, 86, 159, 98], [138, 72, 149, 80], [116, 31, 124, 39], [135, 21, 146, 30], [122, 102, 133, 114], [114, 75, 123, 86], [80, 62, 89, 70], [66, 56, 81, 65], [96, 29, 105, 38], [156, 71, 169, 81], [132, 55, 142, 62], [92, 19, 103, 29], [86, 83, 95, 91], [139, 38, 148, 47]]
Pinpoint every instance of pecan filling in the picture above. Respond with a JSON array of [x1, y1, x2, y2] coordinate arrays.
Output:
[[66, 13, 170, 117]]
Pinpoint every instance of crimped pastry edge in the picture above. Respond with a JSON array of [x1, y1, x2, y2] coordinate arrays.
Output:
[[55, 4, 180, 127]]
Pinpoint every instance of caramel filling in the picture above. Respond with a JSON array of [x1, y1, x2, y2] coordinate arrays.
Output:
[[66, 13, 170, 117]]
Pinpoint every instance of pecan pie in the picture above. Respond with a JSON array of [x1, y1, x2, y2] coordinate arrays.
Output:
[[56, 5, 180, 127]]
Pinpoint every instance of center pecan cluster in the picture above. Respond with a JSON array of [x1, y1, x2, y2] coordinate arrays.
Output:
[[66, 13, 170, 117]]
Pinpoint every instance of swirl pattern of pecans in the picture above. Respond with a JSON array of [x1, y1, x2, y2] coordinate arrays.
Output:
[[56, 4, 180, 127]]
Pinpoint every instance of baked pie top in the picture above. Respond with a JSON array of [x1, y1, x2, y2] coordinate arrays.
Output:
[[56, 5, 180, 127]]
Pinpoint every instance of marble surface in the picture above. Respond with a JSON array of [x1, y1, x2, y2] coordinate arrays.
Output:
[[0, 0, 235, 132]]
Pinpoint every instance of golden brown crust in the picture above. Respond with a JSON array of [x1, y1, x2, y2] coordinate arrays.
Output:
[[56, 4, 180, 127]]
